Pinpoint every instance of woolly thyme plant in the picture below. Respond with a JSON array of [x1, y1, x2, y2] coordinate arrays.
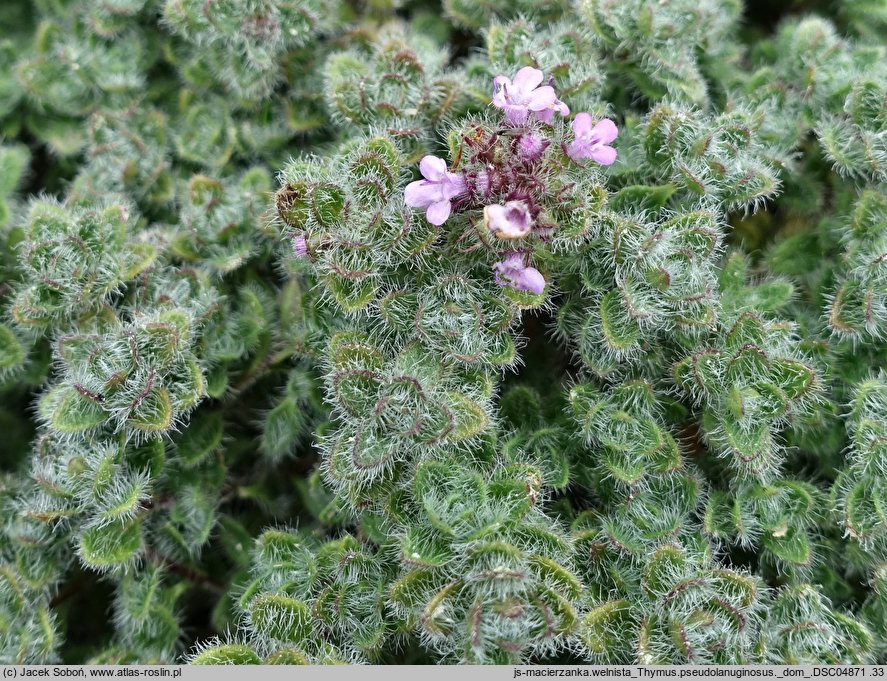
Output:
[[0, 0, 885, 667]]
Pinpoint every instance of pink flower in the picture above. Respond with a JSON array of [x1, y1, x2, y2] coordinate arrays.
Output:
[[292, 234, 308, 258], [494, 251, 546, 295], [535, 96, 570, 124], [567, 114, 618, 165], [492, 67, 569, 126], [404, 155, 467, 226], [484, 200, 533, 240]]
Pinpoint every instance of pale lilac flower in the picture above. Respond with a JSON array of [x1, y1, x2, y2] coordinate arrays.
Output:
[[492, 67, 569, 125], [535, 93, 570, 124], [494, 251, 546, 295], [292, 234, 308, 258], [567, 113, 618, 165], [404, 155, 467, 225], [517, 132, 549, 162], [484, 200, 533, 240]]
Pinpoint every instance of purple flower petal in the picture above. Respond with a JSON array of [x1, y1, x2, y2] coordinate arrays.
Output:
[[442, 174, 467, 200], [591, 119, 619, 144], [512, 67, 544, 93], [292, 234, 308, 258], [494, 251, 546, 295], [419, 155, 448, 181], [535, 108, 555, 124], [525, 85, 558, 111], [514, 266, 546, 294], [492, 75, 511, 108], [404, 155, 467, 225], [500, 251, 526, 268], [590, 145, 617, 166], [572, 112, 593, 136], [504, 106, 530, 125], [404, 180, 439, 209], [566, 141, 584, 163], [426, 200, 452, 226], [535, 98, 569, 124], [568, 113, 619, 165], [492, 68, 569, 126]]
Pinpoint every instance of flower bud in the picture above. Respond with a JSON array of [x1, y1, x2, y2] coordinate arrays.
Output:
[[484, 200, 533, 240], [517, 133, 549, 162], [494, 251, 545, 294], [292, 234, 309, 258]]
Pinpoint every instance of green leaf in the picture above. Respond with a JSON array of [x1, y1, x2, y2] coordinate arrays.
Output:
[[602, 448, 645, 485], [770, 359, 815, 400], [191, 644, 261, 665], [276, 181, 312, 228], [448, 392, 488, 441], [205, 365, 228, 399], [79, 519, 142, 571], [141, 323, 182, 370], [333, 368, 383, 416], [768, 232, 821, 276], [127, 384, 173, 434], [0, 323, 25, 370], [250, 594, 313, 644], [39, 385, 107, 434], [265, 648, 309, 665], [325, 273, 377, 313], [719, 418, 774, 474], [0, 143, 30, 196], [610, 184, 677, 213], [502, 284, 547, 308], [599, 289, 640, 352], [530, 555, 583, 600], [643, 544, 686, 595], [262, 397, 306, 461], [581, 600, 633, 655], [177, 411, 224, 466], [400, 528, 454, 569], [122, 241, 158, 280], [311, 183, 346, 226], [763, 526, 812, 567], [844, 478, 887, 540], [128, 439, 166, 479], [703, 491, 737, 540]]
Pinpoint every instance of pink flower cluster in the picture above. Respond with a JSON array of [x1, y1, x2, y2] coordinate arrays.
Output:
[[401, 68, 620, 298], [492, 67, 569, 125]]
